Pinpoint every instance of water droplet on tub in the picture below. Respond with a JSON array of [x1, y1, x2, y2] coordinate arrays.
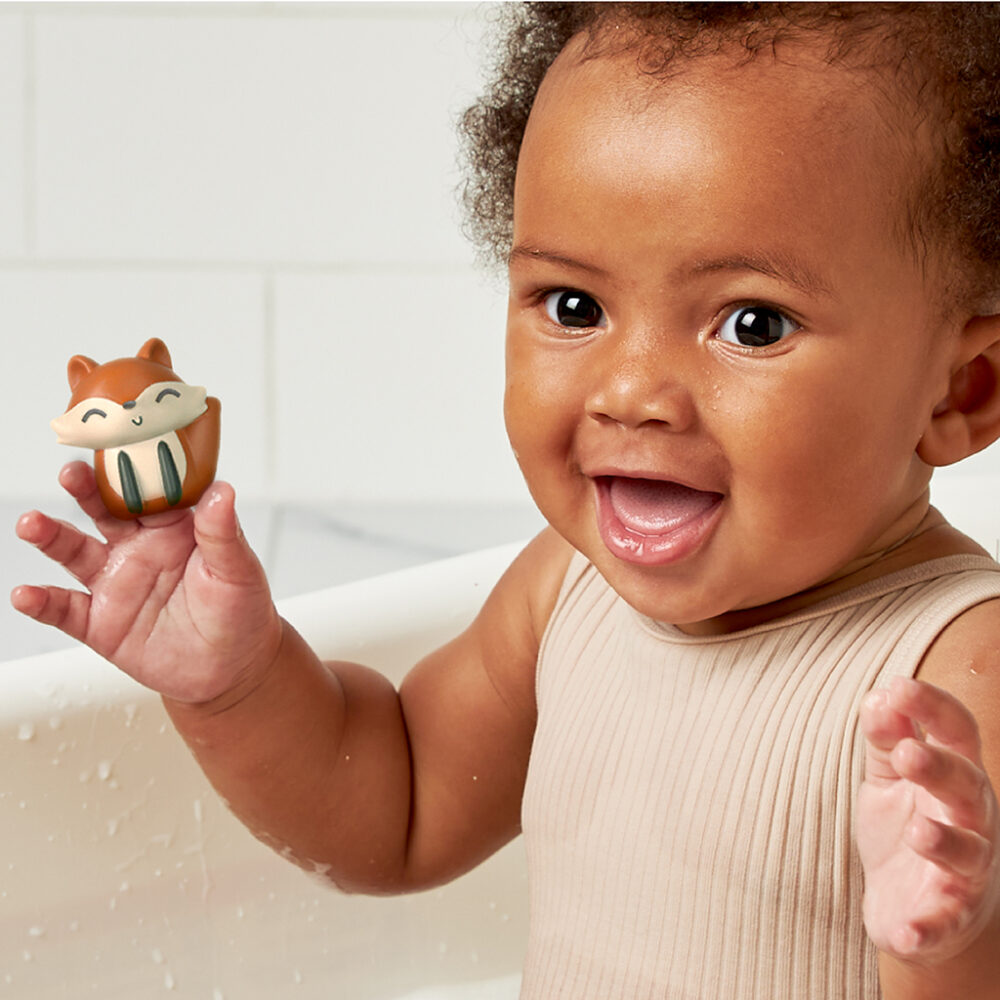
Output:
[[26, 926, 44, 939], [97, 761, 113, 782], [17, 722, 35, 742], [151, 948, 164, 964]]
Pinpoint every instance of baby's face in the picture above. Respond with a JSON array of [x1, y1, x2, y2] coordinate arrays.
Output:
[[505, 36, 962, 631]]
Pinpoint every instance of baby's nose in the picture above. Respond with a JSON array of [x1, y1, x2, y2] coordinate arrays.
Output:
[[586, 339, 697, 432]]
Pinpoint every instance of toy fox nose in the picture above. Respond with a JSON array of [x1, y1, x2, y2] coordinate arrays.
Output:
[[123, 400, 136, 409]]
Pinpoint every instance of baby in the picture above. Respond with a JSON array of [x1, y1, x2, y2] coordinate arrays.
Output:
[[12, 3, 1000, 997]]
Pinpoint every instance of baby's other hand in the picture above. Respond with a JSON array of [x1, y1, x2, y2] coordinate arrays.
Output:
[[11, 461, 282, 705], [857, 676, 1000, 965]]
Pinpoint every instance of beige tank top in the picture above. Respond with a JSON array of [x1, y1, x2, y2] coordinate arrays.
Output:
[[520, 554, 1000, 999]]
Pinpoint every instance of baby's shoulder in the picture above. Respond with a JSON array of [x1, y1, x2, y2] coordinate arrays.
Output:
[[916, 595, 1000, 728]]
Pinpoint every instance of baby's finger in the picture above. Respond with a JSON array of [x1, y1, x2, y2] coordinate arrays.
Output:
[[861, 687, 920, 785], [58, 461, 138, 544], [10, 584, 92, 643], [15, 510, 107, 587], [906, 813, 993, 879], [888, 677, 982, 763], [892, 738, 993, 833], [192, 482, 267, 589]]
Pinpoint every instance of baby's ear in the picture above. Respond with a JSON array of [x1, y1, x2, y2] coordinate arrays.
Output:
[[917, 314, 1000, 466]]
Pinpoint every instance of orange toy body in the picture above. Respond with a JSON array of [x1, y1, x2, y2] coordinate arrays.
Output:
[[51, 338, 221, 520]]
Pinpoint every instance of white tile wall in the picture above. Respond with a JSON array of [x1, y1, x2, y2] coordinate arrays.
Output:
[[274, 269, 519, 502], [33, 7, 483, 263], [7, 1, 527, 510]]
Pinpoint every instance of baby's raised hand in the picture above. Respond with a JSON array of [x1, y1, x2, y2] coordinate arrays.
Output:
[[858, 676, 1000, 965], [11, 461, 282, 705]]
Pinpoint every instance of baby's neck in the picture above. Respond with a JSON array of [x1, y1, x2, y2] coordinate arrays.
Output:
[[676, 507, 986, 636]]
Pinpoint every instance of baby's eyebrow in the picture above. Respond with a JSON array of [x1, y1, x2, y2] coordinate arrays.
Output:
[[684, 252, 834, 299], [508, 244, 610, 279], [509, 243, 834, 301]]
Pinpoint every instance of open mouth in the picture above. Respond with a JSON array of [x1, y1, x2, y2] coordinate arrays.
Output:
[[595, 476, 724, 565]]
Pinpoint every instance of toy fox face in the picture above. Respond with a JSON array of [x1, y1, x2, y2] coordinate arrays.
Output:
[[52, 338, 221, 520], [52, 364, 208, 448]]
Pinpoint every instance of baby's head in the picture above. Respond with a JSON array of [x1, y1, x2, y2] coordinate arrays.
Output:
[[462, 3, 1000, 629], [461, 2, 1000, 309]]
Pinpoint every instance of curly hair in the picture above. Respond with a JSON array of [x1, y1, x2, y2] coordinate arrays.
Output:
[[458, 2, 1000, 302]]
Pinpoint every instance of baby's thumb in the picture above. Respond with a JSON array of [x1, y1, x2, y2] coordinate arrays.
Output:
[[192, 482, 265, 587]]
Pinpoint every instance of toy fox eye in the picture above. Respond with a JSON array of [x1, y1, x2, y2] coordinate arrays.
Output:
[[81, 408, 107, 422], [717, 306, 799, 347], [544, 289, 605, 330], [156, 387, 181, 403]]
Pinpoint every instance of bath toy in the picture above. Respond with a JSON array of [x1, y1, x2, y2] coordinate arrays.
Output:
[[51, 338, 221, 520]]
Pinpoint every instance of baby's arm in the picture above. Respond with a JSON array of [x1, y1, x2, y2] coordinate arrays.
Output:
[[858, 600, 1000, 1000], [13, 462, 568, 892]]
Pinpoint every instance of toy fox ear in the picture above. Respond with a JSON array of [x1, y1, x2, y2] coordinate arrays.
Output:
[[137, 338, 172, 369], [67, 354, 97, 392], [917, 315, 1000, 467]]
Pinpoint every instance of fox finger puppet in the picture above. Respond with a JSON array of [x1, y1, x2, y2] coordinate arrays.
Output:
[[51, 338, 221, 520]]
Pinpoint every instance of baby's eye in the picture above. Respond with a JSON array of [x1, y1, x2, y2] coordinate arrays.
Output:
[[544, 289, 605, 330], [717, 306, 799, 347]]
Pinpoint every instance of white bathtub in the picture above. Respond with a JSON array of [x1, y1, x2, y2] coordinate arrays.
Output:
[[0, 542, 527, 999]]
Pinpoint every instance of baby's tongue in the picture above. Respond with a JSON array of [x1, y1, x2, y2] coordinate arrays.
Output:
[[608, 477, 720, 534]]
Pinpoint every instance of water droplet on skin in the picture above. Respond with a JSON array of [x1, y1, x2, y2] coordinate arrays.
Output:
[[97, 761, 113, 782], [17, 722, 35, 742], [164, 970, 175, 990], [151, 948, 164, 964], [27, 926, 44, 939]]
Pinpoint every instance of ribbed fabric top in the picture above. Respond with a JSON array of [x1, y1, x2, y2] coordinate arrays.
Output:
[[520, 554, 1000, 1000]]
